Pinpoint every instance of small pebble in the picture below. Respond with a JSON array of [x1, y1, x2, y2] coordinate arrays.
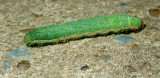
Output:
[[117, 3, 128, 7], [98, 50, 105, 54], [149, 9, 160, 17], [139, 61, 151, 71], [33, 13, 43, 18], [17, 60, 30, 71], [124, 65, 137, 72], [131, 44, 139, 54], [81, 65, 89, 71], [4, 60, 11, 72], [10, 46, 31, 59], [113, 35, 135, 44]]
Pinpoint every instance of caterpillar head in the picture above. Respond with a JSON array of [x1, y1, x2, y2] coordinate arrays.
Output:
[[24, 33, 31, 46]]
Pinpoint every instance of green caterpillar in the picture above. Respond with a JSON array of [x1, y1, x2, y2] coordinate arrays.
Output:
[[24, 14, 142, 46]]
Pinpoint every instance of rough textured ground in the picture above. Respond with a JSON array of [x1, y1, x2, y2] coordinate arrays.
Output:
[[0, 0, 160, 78]]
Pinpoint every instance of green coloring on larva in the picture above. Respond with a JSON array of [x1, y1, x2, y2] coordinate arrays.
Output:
[[24, 14, 142, 46]]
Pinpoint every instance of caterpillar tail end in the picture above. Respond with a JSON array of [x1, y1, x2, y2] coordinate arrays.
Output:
[[24, 33, 31, 46]]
